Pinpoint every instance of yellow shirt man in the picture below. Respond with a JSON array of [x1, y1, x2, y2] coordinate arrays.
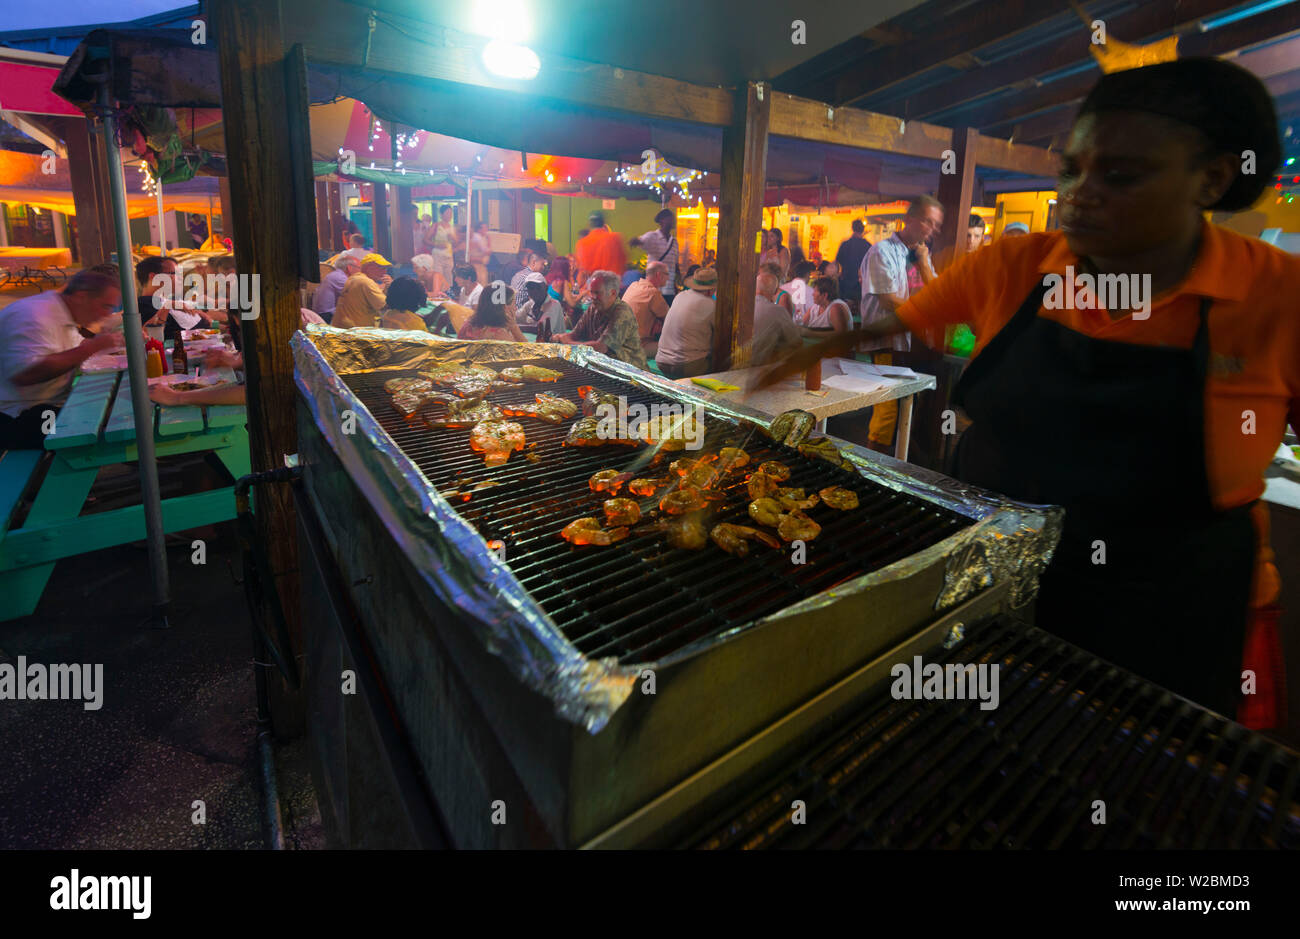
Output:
[[332, 272, 387, 328]]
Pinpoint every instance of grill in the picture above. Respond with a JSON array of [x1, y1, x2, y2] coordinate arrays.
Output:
[[686, 615, 1300, 850], [343, 356, 971, 663]]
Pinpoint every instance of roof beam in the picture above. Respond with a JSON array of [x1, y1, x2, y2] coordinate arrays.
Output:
[[281, 0, 734, 128], [898, 0, 1246, 120], [830, 0, 1068, 107]]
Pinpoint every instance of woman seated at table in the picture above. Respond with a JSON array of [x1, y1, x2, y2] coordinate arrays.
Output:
[[762, 262, 795, 316], [798, 276, 853, 336], [545, 257, 581, 314], [781, 260, 817, 323], [377, 277, 428, 331], [457, 286, 526, 342]]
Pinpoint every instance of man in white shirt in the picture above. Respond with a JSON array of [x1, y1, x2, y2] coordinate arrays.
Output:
[[655, 267, 716, 378], [751, 271, 803, 366], [450, 263, 483, 309], [630, 209, 678, 302], [858, 194, 942, 451], [0, 270, 123, 449]]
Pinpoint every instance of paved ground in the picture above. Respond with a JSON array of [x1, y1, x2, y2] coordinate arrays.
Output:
[[0, 454, 325, 849]]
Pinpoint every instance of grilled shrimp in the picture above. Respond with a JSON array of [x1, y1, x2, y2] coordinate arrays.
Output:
[[748, 497, 784, 527], [603, 498, 641, 527], [660, 486, 708, 515], [747, 471, 781, 500], [710, 523, 781, 557], [779, 490, 820, 511], [628, 476, 670, 497], [669, 456, 714, 476], [560, 517, 629, 546], [650, 511, 709, 549], [758, 460, 792, 481], [778, 510, 822, 542], [682, 463, 721, 489], [589, 468, 634, 493], [820, 486, 860, 510], [716, 447, 750, 472]]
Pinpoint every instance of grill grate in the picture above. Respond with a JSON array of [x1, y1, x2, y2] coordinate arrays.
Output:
[[342, 356, 971, 665], [686, 616, 1300, 849]]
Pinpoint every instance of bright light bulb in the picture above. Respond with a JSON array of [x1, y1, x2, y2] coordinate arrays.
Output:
[[481, 40, 540, 80]]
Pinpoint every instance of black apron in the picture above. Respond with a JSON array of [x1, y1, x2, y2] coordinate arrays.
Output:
[[952, 284, 1254, 715]]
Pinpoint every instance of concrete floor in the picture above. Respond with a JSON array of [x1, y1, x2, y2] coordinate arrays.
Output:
[[0, 455, 325, 849]]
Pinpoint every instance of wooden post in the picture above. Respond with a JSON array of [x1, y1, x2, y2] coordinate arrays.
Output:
[[212, 0, 306, 734], [712, 81, 770, 371], [935, 127, 978, 268], [372, 181, 391, 259], [328, 181, 344, 251], [393, 184, 415, 264], [314, 180, 332, 254], [59, 117, 111, 267], [218, 175, 233, 247]]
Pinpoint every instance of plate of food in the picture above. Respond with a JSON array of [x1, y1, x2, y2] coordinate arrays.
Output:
[[182, 328, 222, 340]]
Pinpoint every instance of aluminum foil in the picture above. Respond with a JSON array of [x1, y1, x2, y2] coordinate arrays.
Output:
[[293, 324, 1060, 729]]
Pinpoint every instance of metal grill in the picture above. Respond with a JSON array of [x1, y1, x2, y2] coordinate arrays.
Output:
[[343, 356, 971, 664], [686, 615, 1300, 849]]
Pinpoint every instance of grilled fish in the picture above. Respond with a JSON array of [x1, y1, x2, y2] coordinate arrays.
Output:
[[563, 415, 641, 447], [578, 385, 621, 417], [422, 396, 503, 428], [469, 420, 525, 467], [501, 393, 578, 424], [499, 365, 563, 383]]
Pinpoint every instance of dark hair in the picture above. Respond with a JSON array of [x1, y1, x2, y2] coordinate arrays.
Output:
[[811, 276, 838, 300], [453, 263, 476, 282], [209, 255, 237, 274], [64, 270, 119, 296], [905, 195, 943, 218], [1076, 58, 1279, 212], [516, 248, 532, 264], [684, 263, 700, 281], [654, 209, 675, 224], [851, 219, 865, 234], [385, 276, 426, 313], [792, 260, 816, 280], [768, 228, 784, 245], [588, 211, 605, 227], [817, 260, 832, 275], [87, 263, 119, 278], [349, 232, 365, 245], [471, 283, 514, 328], [968, 214, 986, 230], [135, 255, 174, 284]]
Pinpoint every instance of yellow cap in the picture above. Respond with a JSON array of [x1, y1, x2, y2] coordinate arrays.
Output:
[[360, 253, 392, 266]]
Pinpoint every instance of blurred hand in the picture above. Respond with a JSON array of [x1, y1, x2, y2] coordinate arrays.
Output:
[[749, 332, 858, 391], [203, 349, 243, 369], [149, 385, 186, 406], [380, 274, 394, 287], [83, 332, 123, 355], [913, 243, 930, 265]]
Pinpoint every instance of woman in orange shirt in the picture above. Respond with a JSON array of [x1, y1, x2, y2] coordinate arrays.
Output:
[[760, 59, 1298, 718]]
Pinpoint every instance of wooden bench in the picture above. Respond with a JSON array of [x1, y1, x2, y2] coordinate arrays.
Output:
[[0, 449, 46, 534]]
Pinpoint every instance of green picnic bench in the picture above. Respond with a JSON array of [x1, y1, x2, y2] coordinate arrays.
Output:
[[0, 365, 249, 621]]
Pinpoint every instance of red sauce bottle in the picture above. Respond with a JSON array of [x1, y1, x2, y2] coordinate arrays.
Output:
[[804, 359, 821, 391]]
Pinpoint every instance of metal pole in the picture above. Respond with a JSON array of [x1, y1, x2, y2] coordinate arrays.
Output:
[[464, 177, 473, 263], [156, 181, 167, 255], [97, 84, 170, 626]]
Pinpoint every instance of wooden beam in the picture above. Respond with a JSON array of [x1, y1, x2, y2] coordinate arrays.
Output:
[[211, 0, 305, 734], [314, 180, 332, 254], [56, 116, 111, 267], [831, 0, 1067, 106], [328, 181, 344, 252], [713, 81, 769, 372], [372, 181, 391, 259], [393, 183, 415, 264], [898, 0, 1246, 120], [769, 92, 1059, 175], [935, 128, 977, 268], [280, 0, 732, 128]]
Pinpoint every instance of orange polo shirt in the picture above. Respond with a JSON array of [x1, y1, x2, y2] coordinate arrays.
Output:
[[898, 223, 1300, 606], [574, 227, 627, 280]]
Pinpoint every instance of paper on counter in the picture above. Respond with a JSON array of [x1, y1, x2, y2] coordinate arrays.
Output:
[[81, 352, 130, 372], [822, 374, 890, 395]]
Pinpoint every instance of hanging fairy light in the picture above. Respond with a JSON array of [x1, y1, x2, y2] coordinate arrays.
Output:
[[139, 163, 158, 196]]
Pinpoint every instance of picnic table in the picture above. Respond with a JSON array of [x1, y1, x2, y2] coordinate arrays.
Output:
[[675, 357, 936, 461], [0, 247, 73, 288], [0, 361, 249, 621]]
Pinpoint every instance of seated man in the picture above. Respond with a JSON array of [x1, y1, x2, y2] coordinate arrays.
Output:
[[621, 260, 670, 359], [751, 270, 802, 366], [331, 254, 393, 328], [449, 263, 483, 308], [555, 270, 646, 369], [313, 254, 360, 320], [654, 267, 717, 379], [0, 270, 123, 449]]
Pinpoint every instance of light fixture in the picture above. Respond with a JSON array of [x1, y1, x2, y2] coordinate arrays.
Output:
[[454, 165, 459, 172], [481, 40, 540, 80]]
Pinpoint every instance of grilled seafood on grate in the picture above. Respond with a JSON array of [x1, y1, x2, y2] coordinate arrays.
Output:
[[660, 485, 710, 515], [423, 362, 507, 397], [603, 498, 641, 527], [768, 410, 816, 447], [710, 523, 781, 557], [499, 364, 562, 383], [682, 463, 721, 489], [421, 396, 503, 428], [469, 419, 526, 467], [645, 510, 709, 549], [627, 476, 670, 497], [669, 456, 714, 476], [501, 392, 578, 424], [560, 517, 629, 546], [748, 497, 783, 527], [777, 488, 820, 511], [716, 447, 750, 472], [799, 436, 858, 473], [777, 510, 821, 542], [564, 416, 642, 447], [820, 486, 860, 510], [385, 376, 456, 417], [640, 411, 704, 452], [747, 470, 781, 500], [577, 385, 621, 417], [589, 468, 635, 493], [758, 460, 792, 481]]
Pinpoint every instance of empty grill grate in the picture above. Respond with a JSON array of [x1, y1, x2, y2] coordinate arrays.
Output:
[[342, 356, 972, 665], [686, 616, 1300, 849]]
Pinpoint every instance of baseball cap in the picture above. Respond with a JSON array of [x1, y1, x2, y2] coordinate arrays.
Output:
[[360, 253, 392, 266], [588, 211, 605, 227], [1002, 222, 1029, 234]]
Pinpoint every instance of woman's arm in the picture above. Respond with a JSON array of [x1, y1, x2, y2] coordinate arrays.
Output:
[[149, 382, 247, 406]]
